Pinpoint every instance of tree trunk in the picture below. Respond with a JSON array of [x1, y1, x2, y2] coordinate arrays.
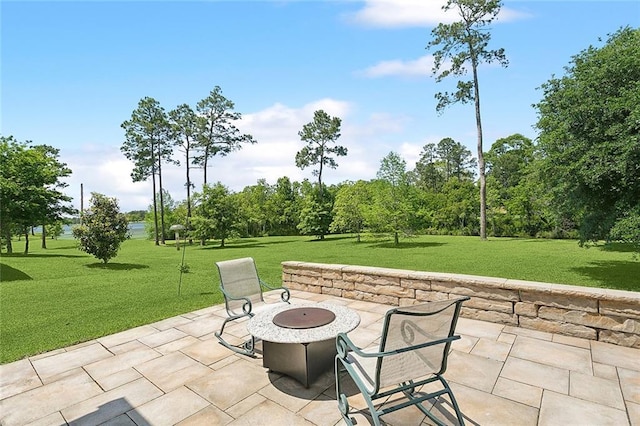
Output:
[[220, 238, 225, 248], [5, 229, 12, 254], [203, 145, 210, 185], [473, 63, 487, 240], [394, 231, 399, 245], [41, 224, 47, 249], [24, 229, 29, 254], [151, 170, 159, 246], [158, 157, 166, 245], [186, 146, 193, 245]]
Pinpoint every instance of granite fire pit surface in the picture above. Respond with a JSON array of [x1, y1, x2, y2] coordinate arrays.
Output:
[[247, 302, 361, 344]]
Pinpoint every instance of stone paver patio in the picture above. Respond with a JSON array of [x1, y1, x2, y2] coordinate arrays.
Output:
[[1, 290, 639, 425]]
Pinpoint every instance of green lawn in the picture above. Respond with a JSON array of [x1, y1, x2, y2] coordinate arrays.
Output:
[[1, 234, 638, 364]]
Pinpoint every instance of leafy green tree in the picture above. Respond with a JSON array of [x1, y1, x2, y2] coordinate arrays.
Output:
[[373, 152, 414, 244], [485, 134, 534, 198], [144, 190, 181, 241], [169, 104, 198, 226], [535, 27, 640, 246], [237, 179, 273, 237], [268, 176, 301, 235], [192, 183, 243, 247], [195, 86, 256, 185], [45, 222, 65, 240], [427, 0, 508, 239], [72, 193, 129, 264], [436, 137, 476, 182], [125, 210, 147, 222], [297, 181, 334, 240], [413, 143, 444, 192], [0, 137, 74, 254], [414, 138, 476, 193], [485, 133, 537, 236], [433, 178, 479, 234], [121, 97, 175, 246], [296, 110, 347, 198], [331, 180, 372, 242]]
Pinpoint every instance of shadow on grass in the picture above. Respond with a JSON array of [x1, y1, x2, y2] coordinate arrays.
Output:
[[86, 263, 149, 271], [1, 252, 85, 259], [49, 244, 78, 251], [367, 242, 447, 249], [597, 242, 639, 253], [0, 263, 33, 281], [198, 239, 299, 250], [306, 235, 357, 242], [571, 260, 640, 291]]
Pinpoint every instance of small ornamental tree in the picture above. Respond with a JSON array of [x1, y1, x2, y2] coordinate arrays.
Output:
[[73, 193, 130, 264]]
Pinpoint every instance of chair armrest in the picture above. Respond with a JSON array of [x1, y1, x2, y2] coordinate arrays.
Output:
[[220, 286, 254, 315], [336, 332, 460, 360], [259, 279, 290, 303], [336, 332, 370, 359]]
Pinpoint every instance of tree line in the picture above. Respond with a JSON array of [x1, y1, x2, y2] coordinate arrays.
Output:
[[145, 133, 555, 246]]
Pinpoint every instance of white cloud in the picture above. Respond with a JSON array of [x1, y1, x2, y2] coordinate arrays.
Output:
[[359, 55, 435, 78], [349, 0, 529, 28], [350, 0, 454, 28], [399, 142, 422, 168]]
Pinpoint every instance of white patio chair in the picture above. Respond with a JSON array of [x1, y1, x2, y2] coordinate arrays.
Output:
[[335, 296, 469, 425], [214, 257, 290, 356]]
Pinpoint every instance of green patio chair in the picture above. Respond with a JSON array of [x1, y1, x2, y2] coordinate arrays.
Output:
[[335, 296, 470, 426], [215, 257, 290, 356]]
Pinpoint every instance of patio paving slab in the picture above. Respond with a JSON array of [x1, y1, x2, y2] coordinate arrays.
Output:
[[61, 378, 163, 425], [445, 351, 503, 393], [97, 325, 159, 349], [135, 352, 213, 393], [177, 405, 233, 425], [569, 371, 626, 409], [432, 382, 539, 426], [0, 359, 41, 400], [187, 359, 271, 410], [538, 391, 629, 426], [31, 343, 112, 382], [228, 399, 315, 426], [620, 367, 640, 405], [492, 377, 542, 408], [0, 369, 102, 426], [1, 289, 639, 426], [138, 328, 189, 348], [592, 341, 640, 371], [500, 357, 569, 394], [510, 335, 592, 374], [126, 386, 210, 426]]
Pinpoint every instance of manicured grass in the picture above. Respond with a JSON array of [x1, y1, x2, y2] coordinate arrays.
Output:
[[1, 234, 638, 363]]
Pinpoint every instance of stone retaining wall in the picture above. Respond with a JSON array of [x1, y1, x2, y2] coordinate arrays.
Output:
[[282, 261, 640, 349]]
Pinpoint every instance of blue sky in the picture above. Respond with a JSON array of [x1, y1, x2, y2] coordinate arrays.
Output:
[[2, 0, 639, 212]]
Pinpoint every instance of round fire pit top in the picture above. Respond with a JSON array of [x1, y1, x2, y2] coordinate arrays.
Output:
[[273, 307, 336, 329], [247, 302, 360, 344]]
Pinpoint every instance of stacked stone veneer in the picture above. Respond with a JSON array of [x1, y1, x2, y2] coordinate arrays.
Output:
[[282, 261, 640, 349]]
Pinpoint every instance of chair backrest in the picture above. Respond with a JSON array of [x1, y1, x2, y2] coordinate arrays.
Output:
[[216, 257, 265, 311], [376, 297, 467, 388]]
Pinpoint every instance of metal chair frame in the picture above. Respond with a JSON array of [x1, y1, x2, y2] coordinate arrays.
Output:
[[214, 257, 290, 356], [335, 297, 469, 426]]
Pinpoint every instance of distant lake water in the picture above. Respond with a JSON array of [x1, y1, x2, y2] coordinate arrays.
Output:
[[35, 222, 147, 240]]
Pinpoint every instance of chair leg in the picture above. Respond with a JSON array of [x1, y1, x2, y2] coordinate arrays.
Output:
[[438, 376, 465, 426], [215, 317, 256, 357], [336, 358, 383, 426], [414, 376, 465, 426]]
